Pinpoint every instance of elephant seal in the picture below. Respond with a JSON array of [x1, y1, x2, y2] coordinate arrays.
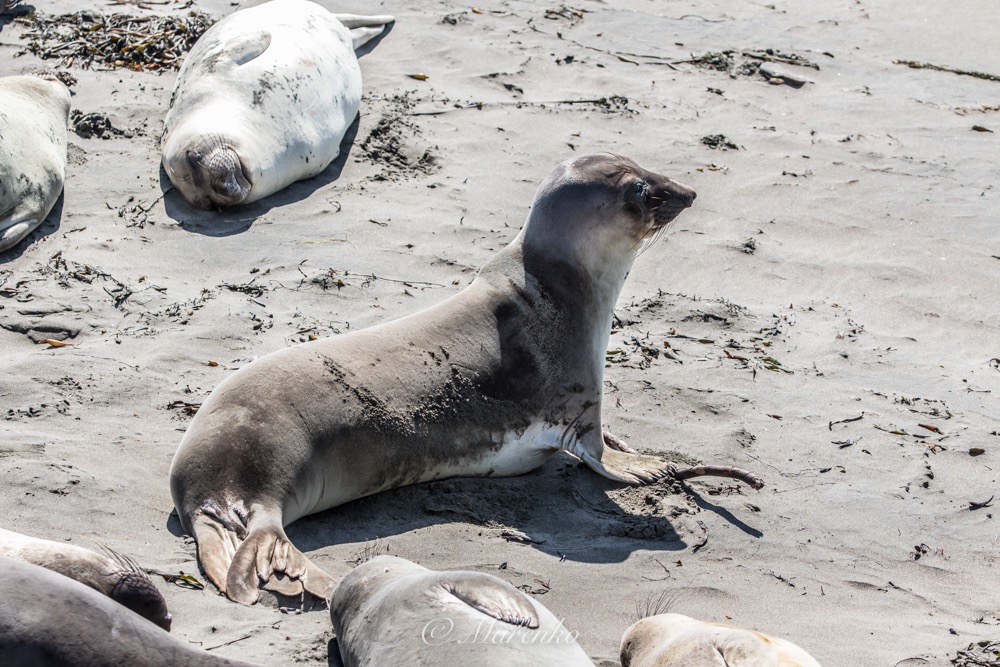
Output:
[[170, 153, 709, 605], [160, 0, 394, 209], [0, 73, 70, 252], [0, 527, 171, 631], [620, 613, 821, 667], [331, 555, 594, 667], [0, 556, 260, 667]]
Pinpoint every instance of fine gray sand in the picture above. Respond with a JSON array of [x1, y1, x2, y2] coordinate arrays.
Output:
[[1, 1, 998, 665]]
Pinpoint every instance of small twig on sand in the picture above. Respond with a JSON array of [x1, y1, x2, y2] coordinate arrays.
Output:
[[969, 495, 994, 511], [829, 413, 864, 430], [894, 59, 1000, 83], [670, 464, 764, 489], [765, 570, 796, 587], [205, 634, 252, 651]]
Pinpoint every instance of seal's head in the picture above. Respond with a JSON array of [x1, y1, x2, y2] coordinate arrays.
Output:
[[102, 548, 173, 631], [164, 137, 251, 209], [521, 154, 695, 286]]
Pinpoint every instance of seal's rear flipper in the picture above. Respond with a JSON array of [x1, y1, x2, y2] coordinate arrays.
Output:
[[579, 446, 673, 486], [262, 556, 337, 602], [331, 14, 395, 50], [445, 574, 540, 628], [226, 519, 336, 605], [191, 514, 241, 597]]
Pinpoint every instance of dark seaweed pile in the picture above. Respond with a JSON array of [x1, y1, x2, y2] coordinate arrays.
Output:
[[15, 10, 214, 70]]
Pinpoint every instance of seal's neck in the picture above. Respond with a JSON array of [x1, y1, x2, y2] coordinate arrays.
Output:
[[515, 231, 634, 323]]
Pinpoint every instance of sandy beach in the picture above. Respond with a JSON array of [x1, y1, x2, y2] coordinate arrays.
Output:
[[1, 0, 998, 664]]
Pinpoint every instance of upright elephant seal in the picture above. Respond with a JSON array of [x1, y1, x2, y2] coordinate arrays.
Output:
[[0, 73, 70, 252], [0, 527, 172, 631], [160, 0, 394, 209], [0, 557, 261, 667], [620, 613, 821, 667], [171, 153, 757, 605], [330, 555, 594, 666]]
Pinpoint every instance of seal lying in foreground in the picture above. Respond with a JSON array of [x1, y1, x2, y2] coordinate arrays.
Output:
[[0, 527, 171, 631], [0, 557, 260, 667], [171, 153, 758, 605], [620, 613, 822, 667], [160, 0, 394, 209], [0, 73, 69, 252], [331, 555, 594, 666]]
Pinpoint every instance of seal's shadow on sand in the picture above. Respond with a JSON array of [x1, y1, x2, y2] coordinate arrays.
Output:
[[0, 192, 63, 265], [289, 452, 762, 569], [328, 639, 343, 667], [0, 4, 33, 32], [160, 113, 361, 236]]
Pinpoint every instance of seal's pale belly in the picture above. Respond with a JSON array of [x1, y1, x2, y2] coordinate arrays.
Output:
[[286, 421, 564, 521]]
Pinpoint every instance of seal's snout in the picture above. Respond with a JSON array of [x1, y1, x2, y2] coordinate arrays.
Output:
[[202, 146, 251, 207], [648, 178, 696, 228], [667, 180, 697, 208]]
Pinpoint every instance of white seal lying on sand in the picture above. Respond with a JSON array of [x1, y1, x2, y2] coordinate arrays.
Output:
[[171, 153, 760, 605], [0, 557, 259, 666], [331, 555, 594, 666], [620, 613, 821, 667], [160, 0, 394, 209], [0, 527, 172, 631], [0, 73, 69, 252]]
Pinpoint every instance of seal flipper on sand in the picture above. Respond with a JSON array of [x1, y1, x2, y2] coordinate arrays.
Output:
[[224, 511, 336, 605], [579, 444, 674, 485], [331, 14, 395, 50], [191, 513, 241, 597], [444, 575, 540, 628], [0, 216, 42, 253], [192, 509, 335, 604]]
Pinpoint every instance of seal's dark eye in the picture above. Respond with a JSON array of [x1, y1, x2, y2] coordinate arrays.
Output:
[[632, 181, 649, 205]]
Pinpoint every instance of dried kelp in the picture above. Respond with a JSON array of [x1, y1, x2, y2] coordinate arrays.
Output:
[[15, 10, 214, 71]]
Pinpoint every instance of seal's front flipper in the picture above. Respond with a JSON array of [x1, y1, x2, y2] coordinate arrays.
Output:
[[580, 446, 673, 485], [331, 14, 395, 50], [226, 519, 336, 605], [218, 30, 272, 67], [0, 216, 42, 253], [444, 574, 540, 628]]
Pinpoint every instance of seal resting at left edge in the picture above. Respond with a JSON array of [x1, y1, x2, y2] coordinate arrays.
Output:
[[330, 555, 594, 666], [0, 557, 263, 667], [0, 526, 172, 631], [0, 73, 69, 253], [170, 153, 761, 606], [160, 0, 394, 209], [619, 613, 822, 666]]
